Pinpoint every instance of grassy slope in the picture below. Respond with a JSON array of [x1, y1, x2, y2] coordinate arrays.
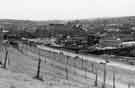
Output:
[[0, 46, 100, 88], [0, 68, 46, 88]]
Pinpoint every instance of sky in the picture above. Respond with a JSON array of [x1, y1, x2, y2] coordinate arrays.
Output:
[[0, 0, 134, 20]]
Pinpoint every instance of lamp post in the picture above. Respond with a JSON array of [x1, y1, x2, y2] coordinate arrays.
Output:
[[100, 60, 109, 88]]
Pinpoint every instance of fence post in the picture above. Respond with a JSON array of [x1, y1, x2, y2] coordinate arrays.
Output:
[[33, 50, 43, 81], [65, 56, 69, 80], [0, 47, 3, 65], [2, 48, 8, 69], [128, 82, 131, 88], [84, 59, 88, 79], [91, 63, 94, 72], [94, 65, 98, 86], [113, 72, 116, 88]]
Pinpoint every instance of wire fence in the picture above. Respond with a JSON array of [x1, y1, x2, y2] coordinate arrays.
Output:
[[1, 42, 135, 88]]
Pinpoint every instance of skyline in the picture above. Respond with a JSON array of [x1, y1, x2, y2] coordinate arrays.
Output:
[[0, 0, 134, 20]]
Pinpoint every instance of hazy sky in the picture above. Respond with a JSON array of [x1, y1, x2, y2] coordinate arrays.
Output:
[[0, 0, 134, 20]]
